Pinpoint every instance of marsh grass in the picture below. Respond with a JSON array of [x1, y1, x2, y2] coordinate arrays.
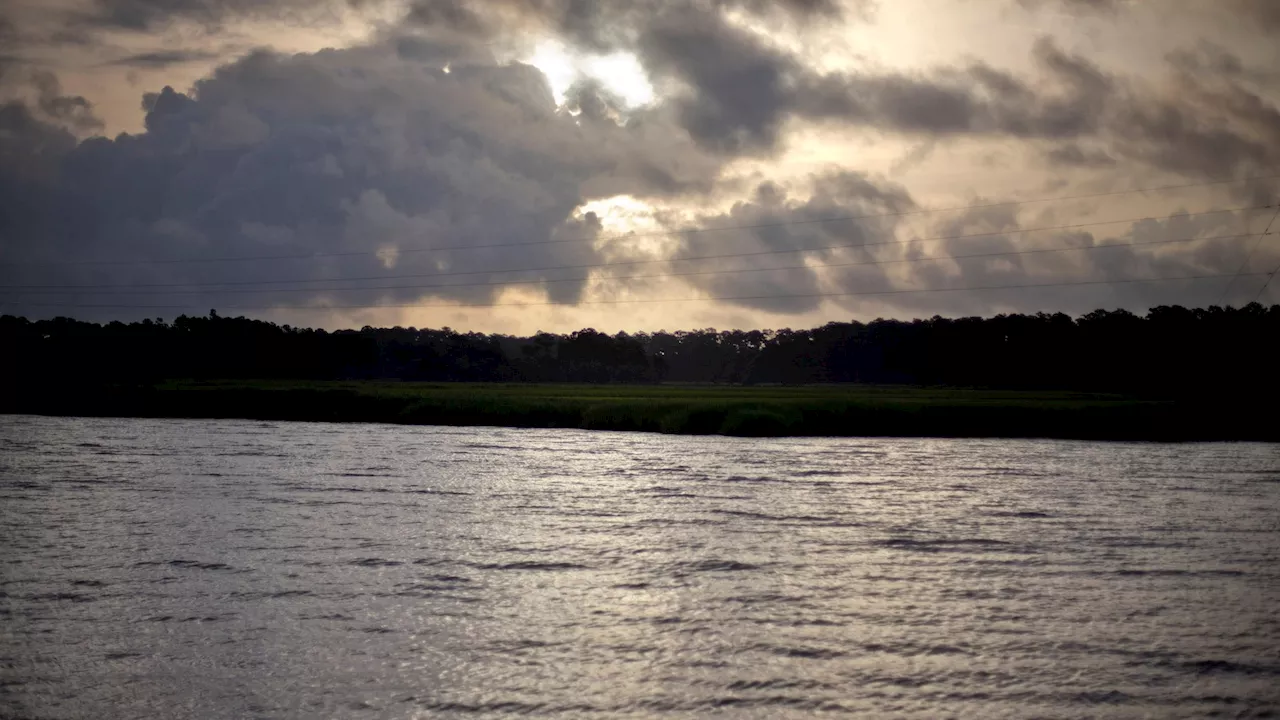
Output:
[[7, 379, 1269, 441]]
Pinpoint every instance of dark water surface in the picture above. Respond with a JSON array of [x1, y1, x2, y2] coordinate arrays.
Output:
[[2, 415, 1279, 719]]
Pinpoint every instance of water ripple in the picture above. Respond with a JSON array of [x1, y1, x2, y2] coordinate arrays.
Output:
[[1, 415, 1278, 719]]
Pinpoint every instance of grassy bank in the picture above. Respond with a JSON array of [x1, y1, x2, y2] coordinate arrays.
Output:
[[2, 380, 1273, 441]]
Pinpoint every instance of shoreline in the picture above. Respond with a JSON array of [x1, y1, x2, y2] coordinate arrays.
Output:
[[2, 380, 1274, 442]]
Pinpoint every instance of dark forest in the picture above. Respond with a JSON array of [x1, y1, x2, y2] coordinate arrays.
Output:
[[4, 303, 1277, 396]]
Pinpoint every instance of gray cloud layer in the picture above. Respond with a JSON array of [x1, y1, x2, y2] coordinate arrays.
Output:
[[107, 49, 224, 68], [663, 174, 1275, 317], [1029, 0, 1280, 30], [1, 0, 1278, 326], [404, 0, 853, 47], [642, 19, 1280, 182], [68, 0, 356, 31], [655, 172, 917, 313], [409, 0, 1280, 184], [0, 38, 725, 317]]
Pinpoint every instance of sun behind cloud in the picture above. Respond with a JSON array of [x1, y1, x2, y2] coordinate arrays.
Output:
[[525, 40, 655, 108]]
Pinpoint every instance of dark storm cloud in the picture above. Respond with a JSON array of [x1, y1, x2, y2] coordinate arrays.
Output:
[[3, 0, 1278, 325], [613, 3, 1280, 181], [638, 25, 1121, 154], [1099, 50, 1280, 181], [0, 37, 726, 320], [910, 40, 1277, 183], [636, 9, 802, 154], [1017, 0, 1122, 13], [66, 0, 853, 39], [403, 0, 490, 36], [0, 55, 21, 81], [828, 37, 1124, 141], [792, 201, 1277, 319], [1234, 0, 1280, 29], [107, 49, 223, 68], [0, 101, 79, 270], [1026, 0, 1280, 28], [0, 68, 103, 134], [403, 0, 875, 157], [662, 167, 1278, 318], [659, 172, 916, 313], [16, 0, 1276, 181], [404, 1, 1125, 156], [404, 0, 852, 48], [66, 0, 353, 31], [30, 72, 103, 133], [1017, 5, 1280, 182], [1044, 144, 1116, 168]]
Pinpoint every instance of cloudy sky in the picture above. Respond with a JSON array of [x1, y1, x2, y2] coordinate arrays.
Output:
[[1, 0, 1278, 333]]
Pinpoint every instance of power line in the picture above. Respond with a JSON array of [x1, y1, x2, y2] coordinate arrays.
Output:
[[5, 272, 1269, 312], [1251, 262, 1280, 305], [1, 232, 1263, 298], [3, 206, 1268, 291], [1221, 204, 1280, 305], [3, 174, 1277, 269]]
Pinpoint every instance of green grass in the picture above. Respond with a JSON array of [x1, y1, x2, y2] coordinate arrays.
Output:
[[6, 379, 1271, 441]]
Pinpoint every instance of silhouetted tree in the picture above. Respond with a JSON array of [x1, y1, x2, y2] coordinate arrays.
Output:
[[3, 304, 1278, 396]]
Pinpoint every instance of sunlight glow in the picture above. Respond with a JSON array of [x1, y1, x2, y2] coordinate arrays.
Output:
[[575, 195, 682, 267], [576, 195, 661, 237], [528, 41, 578, 105], [525, 41, 655, 108]]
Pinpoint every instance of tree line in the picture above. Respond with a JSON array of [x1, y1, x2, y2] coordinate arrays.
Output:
[[2, 303, 1277, 396]]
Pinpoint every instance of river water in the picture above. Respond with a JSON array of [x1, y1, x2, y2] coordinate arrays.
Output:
[[1, 415, 1278, 719]]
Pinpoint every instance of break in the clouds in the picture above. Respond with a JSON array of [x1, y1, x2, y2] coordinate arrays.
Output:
[[0, 0, 1277, 332]]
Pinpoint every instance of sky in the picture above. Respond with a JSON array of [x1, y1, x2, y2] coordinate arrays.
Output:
[[1, 0, 1278, 333]]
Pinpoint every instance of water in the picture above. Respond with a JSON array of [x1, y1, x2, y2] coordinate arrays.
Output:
[[1, 416, 1278, 719]]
